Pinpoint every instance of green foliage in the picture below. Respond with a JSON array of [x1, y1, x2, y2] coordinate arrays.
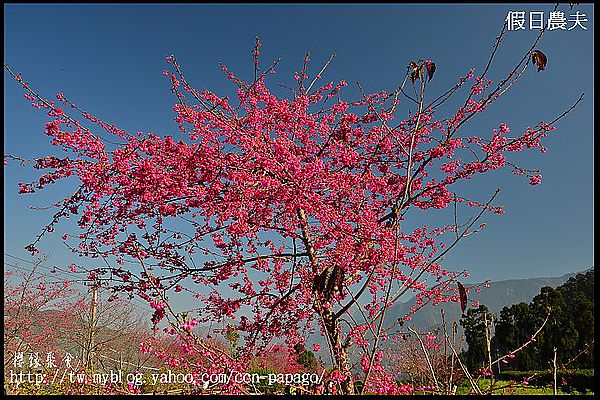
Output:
[[492, 301, 536, 369], [459, 304, 493, 372], [293, 343, 317, 371], [493, 269, 594, 371], [224, 324, 241, 357]]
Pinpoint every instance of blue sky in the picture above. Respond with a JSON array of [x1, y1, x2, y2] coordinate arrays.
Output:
[[4, 3, 594, 291]]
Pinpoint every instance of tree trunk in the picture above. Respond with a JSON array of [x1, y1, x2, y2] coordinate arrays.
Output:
[[319, 304, 355, 394], [298, 208, 355, 394]]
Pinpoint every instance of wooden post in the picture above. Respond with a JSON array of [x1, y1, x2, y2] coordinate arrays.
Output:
[[484, 314, 493, 392], [553, 347, 557, 395]]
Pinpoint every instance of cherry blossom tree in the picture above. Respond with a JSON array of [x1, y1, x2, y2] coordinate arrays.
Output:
[[4, 264, 88, 370], [384, 328, 464, 395], [4, 265, 168, 395], [4, 17, 582, 394]]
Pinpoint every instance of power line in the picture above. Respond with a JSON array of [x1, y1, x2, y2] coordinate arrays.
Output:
[[4, 261, 86, 283], [4, 261, 87, 284], [4, 256, 151, 313], [6, 261, 151, 316], [5, 253, 82, 279]]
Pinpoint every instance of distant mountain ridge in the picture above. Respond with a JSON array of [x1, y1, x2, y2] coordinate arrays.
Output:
[[386, 268, 593, 332]]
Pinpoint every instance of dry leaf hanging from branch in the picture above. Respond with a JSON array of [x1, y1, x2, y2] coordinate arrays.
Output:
[[457, 281, 468, 314], [531, 50, 547, 72]]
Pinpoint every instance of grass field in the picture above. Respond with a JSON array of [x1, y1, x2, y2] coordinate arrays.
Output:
[[455, 379, 594, 395]]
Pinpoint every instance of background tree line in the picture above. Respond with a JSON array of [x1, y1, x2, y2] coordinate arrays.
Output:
[[460, 269, 594, 372]]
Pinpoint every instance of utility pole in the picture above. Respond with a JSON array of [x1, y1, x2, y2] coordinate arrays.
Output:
[[84, 281, 99, 370]]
